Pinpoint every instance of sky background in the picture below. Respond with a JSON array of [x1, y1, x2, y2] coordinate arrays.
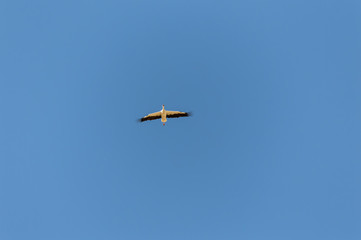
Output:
[[1, 0, 361, 239]]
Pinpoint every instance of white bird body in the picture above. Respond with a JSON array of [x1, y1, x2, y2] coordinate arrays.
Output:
[[161, 106, 167, 123], [139, 105, 191, 125]]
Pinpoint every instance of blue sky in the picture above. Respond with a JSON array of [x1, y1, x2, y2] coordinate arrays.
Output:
[[1, 1, 361, 239]]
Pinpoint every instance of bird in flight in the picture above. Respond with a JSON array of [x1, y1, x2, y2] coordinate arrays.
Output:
[[139, 105, 191, 126]]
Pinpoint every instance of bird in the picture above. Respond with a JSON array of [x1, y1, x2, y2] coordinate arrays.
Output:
[[139, 105, 191, 126]]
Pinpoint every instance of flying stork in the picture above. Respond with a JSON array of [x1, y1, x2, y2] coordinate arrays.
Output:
[[139, 105, 191, 125]]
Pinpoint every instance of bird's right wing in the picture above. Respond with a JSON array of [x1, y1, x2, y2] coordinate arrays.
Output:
[[139, 111, 161, 122], [166, 111, 191, 118]]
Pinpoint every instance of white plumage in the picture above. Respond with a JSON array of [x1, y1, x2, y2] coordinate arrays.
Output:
[[139, 105, 191, 125]]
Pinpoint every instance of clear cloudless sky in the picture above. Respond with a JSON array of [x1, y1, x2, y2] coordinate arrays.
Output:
[[1, 1, 360, 239]]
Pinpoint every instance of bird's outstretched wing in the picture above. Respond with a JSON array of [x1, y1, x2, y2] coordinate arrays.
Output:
[[139, 112, 161, 122], [166, 111, 191, 118]]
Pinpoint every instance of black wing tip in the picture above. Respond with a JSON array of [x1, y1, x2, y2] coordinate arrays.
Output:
[[137, 116, 147, 122], [186, 112, 192, 117]]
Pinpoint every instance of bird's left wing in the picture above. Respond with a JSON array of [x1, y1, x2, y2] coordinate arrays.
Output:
[[166, 111, 191, 118], [139, 111, 161, 122]]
